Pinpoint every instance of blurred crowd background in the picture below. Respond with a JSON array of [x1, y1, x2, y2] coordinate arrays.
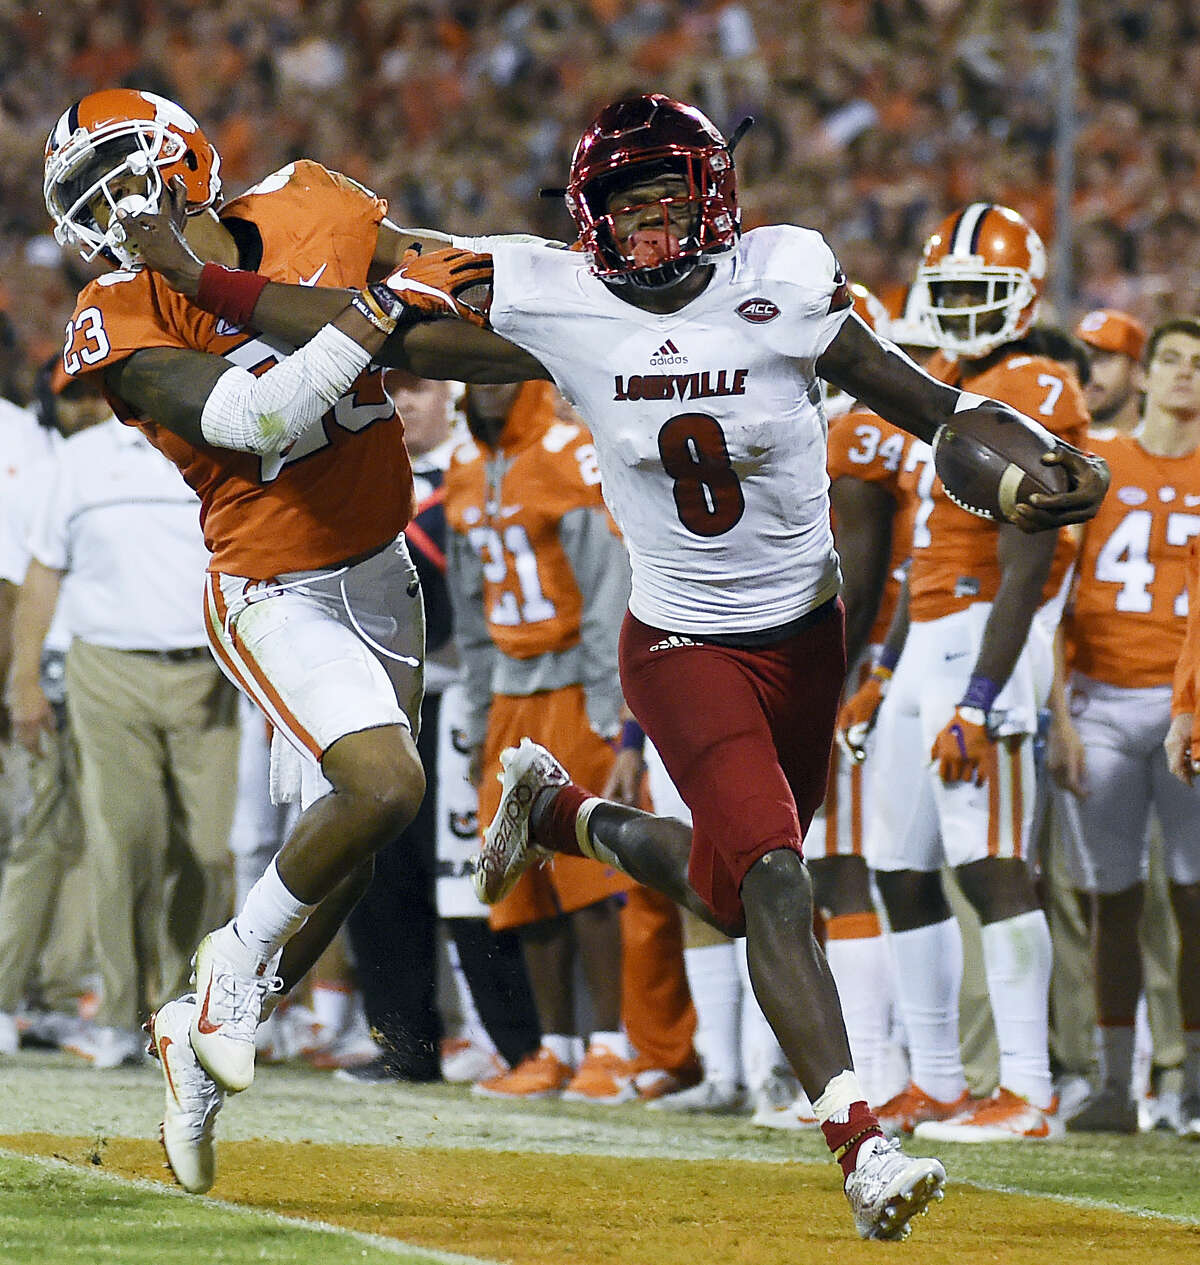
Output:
[[0, 0, 1198, 401]]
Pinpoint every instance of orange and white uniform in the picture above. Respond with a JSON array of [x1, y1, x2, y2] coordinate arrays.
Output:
[[868, 351, 1089, 871], [444, 382, 632, 931], [1062, 432, 1200, 892], [804, 409, 933, 861], [61, 161, 422, 808]]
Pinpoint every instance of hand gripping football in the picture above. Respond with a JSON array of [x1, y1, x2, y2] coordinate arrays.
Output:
[[932, 399, 1069, 522]]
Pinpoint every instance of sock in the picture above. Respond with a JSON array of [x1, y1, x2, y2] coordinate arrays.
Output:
[[531, 783, 591, 855], [813, 1069, 883, 1179], [825, 913, 893, 1106], [541, 1033, 580, 1067], [981, 909, 1053, 1110], [311, 981, 354, 1037], [587, 1029, 631, 1059], [231, 857, 317, 968], [683, 942, 743, 1086], [1095, 1022, 1135, 1094], [1184, 1030, 1200, 1101], [889, 917, 968, 1103]]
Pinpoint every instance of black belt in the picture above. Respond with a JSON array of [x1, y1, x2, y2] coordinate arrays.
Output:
[[696, 596, 840, 649], [125, 647, 211, 664]]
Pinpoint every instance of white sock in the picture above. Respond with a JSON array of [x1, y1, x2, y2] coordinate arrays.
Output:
[[683, 942, 743, 1086], [311, 982, 354, 1036], [825, 914, 893, 1106], [231, 856, 317, 967], [981, 909, 1053, 1110], [541, 1033, 580, 1067], [889, 918, 968, 1103], [736, 937, 787, 1090], [587, 1029, 631, 1059]]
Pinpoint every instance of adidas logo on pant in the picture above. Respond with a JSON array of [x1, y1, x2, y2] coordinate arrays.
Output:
[[648, 635, 697, 651]]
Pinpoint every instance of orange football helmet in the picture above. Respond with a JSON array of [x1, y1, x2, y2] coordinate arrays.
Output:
[[44, 89, 222, 269], [916, 203, 1045, 358]]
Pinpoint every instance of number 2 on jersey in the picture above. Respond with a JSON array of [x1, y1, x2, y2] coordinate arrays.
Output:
[[658, 412, 745, 537]]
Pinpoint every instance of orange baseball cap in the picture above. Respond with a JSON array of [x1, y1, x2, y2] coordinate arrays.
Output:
[[1075, 308, 1147, 362]]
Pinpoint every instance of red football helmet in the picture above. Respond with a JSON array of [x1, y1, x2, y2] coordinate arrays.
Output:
[[565, 94, 740, 288], [916, 203, 1046, 358], [44, 89, 222, 269]]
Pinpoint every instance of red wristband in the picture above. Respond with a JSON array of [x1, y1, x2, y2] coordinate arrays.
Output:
[[195, 262, 269, 326]]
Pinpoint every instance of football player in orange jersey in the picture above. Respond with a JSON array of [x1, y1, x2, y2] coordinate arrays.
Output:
[[127, 98, 1109, 1240], [840, 205, 1091, 1142], [40, 87, 508, 1195], [1051, 318, 1200, 1137], [1074, 308, 1148, 436]]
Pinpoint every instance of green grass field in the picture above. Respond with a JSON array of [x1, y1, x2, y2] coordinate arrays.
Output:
[[1, 1049, 1198, 1264]]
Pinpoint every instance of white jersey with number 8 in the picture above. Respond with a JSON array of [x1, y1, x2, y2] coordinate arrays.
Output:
[[476, 226, 852, 636]]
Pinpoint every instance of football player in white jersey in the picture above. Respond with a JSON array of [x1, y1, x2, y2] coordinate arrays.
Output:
[[124, 93, 1107, 1242]]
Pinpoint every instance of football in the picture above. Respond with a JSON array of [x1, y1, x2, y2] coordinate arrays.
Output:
[[932, 401, 1069, 522]]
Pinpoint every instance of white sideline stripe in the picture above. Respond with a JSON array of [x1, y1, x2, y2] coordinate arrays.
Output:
[[952, 1174, 1200, 1227], [0, 1147, 503, 1264]]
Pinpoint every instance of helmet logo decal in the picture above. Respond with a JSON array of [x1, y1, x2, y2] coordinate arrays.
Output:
[[737, 298, 780, 324]]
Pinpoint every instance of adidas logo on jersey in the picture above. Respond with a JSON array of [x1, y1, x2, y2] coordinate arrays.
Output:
[[648, 635, 698, 652], [650, 339, 688, 366]]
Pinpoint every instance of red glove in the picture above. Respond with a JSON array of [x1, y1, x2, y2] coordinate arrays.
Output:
[[930, 706, 993, 785], [383, 246, 493, 326], [836, 670, 890, 763]]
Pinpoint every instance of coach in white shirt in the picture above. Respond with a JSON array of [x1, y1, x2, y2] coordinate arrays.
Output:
[[0, 376, 95, 1056], [8, 388, 239, 1067]]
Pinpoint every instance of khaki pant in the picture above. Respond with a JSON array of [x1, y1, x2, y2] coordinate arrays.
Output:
[[0, 725, 93, 1014], [65, 640, 239, 1029]]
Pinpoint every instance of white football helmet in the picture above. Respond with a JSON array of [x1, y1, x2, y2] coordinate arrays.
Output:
[[44, 88, 221, 269]]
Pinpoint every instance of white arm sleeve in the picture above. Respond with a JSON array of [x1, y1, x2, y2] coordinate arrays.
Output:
[[199, 324, 372, 455]]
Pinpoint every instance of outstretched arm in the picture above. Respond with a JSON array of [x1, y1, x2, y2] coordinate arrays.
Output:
[[117, 183, 547, 384], [817, 315, 1109, 531]]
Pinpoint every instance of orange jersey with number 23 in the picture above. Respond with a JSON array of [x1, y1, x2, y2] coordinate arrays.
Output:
[[60, 160, 413, 579]]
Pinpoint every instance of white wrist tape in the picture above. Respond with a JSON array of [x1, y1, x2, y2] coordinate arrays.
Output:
[[200, 324, 372, 454]]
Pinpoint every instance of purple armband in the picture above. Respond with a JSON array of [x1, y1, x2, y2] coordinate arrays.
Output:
[[959, 673, 1001, 714], [620, 719, 645, 753], [877, 645, 901, 674]]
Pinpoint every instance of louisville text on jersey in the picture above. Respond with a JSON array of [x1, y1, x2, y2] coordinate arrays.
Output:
[[612, 369, 749, 402]]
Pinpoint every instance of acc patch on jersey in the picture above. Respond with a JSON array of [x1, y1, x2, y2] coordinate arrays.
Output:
[[736, 297, 779, 323]]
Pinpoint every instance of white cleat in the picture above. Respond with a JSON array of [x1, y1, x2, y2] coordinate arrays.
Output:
[[473, 739, 569, 905], [844, 1136, 946, 1241], [190, 924, 281, 1093], [149, 996, 223, 1194]]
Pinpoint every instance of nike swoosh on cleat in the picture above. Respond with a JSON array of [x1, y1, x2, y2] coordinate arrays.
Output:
[[159, 1036, 181, 1104], [196, 981, 221, 1035]]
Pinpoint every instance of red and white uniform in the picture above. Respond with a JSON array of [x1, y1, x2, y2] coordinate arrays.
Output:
[[869, 351, 1088, 872], [476, 228, 851, 926], [62, 162, 422, 806], [1062, 432, 1200, 892]]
